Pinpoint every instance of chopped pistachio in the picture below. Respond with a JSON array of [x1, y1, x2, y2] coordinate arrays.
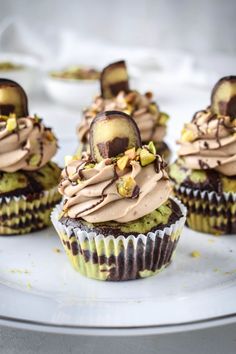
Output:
[[34, 114, 42, 123], [125, 92, 136, 104], [125, 147, 136, 160], [84, 163, 95, 169], [149, 103, 158, 114], [159, 112, 169, 125], [140, 148, 156, 166], [44, 130, 55, 142], [145, 91, 153, 100], [117, 176, 138, 198], [6, 117, 17, 131], [117, 155, 129, 171], [148, 141, 156, 155], [191, 250, 201, 258], [181, 128, 197, 142], [28, 154, 41, 166]]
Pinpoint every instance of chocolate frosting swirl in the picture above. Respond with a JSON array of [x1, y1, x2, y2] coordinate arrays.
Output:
[[0, 116, 57, 172], [178, 109, 236, 176], [59, 155, 171, 223], [78, 91, 167, 145]]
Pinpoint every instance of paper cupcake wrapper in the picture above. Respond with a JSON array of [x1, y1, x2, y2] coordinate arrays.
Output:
[[0, 186, 61, 235], [51, 197, 186, 281], [174, 185, 236, 235]]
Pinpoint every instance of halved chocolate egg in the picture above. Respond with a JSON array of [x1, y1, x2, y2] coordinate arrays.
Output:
[[0, 78, 28, 117], [100, 60, 130, 99], [90, 111, 141, 162], [211, 76, 236, 118]]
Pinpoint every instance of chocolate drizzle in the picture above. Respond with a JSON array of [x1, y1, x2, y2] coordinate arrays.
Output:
[[198, 159, 209, 170], [75, 165, 118, 217]]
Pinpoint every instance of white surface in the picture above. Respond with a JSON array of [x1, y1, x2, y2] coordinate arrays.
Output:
[[0, 225, 236, 334], [0, 53, 40, 95]]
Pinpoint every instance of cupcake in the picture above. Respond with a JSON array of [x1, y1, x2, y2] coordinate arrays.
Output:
[[77, 61, 170, 161], [0, 79, 61, 235], [52, 111, 186, 281], [170, 76, 236, 235]]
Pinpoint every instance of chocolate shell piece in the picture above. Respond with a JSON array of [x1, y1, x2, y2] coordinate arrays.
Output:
[[90, 110, 141, 162], [211, 76, 236, 118], [0, 79, 28, 117], [100, 60, 130, 99]]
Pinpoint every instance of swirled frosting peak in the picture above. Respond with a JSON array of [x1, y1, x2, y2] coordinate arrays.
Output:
[[78, 91, 169, 145], [0, 115, 58, 172], [59, 144, 171, 223], [178, 109, 236, 176]]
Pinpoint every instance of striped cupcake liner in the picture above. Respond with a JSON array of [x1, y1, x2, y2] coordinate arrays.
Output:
[[0, 186, 61, 235], [174, 185, 236, 235], [51, 197, 186, 281]]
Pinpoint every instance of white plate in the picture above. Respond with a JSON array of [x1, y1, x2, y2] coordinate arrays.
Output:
[[1, 83, 236, 336], [0, 226, 236, 335], [44, 76, 99, 108]]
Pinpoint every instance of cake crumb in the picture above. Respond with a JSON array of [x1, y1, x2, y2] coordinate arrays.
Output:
[[208, 239, 215, 244], [53, 248, 61, 253], [191, 250, 201, 258], [26, 282, 32, 289]]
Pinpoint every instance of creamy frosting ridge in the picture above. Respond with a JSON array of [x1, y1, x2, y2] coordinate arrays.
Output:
[[59, 154, 171, 223], [0, 116, 57, 172], [78, 91, 168, 145], [178, 109, 236, 176]]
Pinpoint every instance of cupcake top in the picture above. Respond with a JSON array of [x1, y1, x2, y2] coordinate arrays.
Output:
[[0, 79, 58, 173], [177, 76, 236, 176], [77, 60, 169, 145], [60, 111, 171, 223]]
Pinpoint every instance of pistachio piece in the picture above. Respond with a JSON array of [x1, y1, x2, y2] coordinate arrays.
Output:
[[117, 155, 129, 171], [0, 79, 28, 117], [125, 91, 136, 104], [125, 147, 136, 160], [100, 61, 130, 99], [84, 163, 95, 169], [148, 141, 156, 155], [145, 91, 153, 100], [28, 154, 41, 166], [181, 127, 197, 142], [149, 102, 158, 115], [44, 129, 55, 142], [140, 148, 156, 166], [90, 111, 141, 162], [211, 76, 236, 118], [159, 112, 169, 125], [117, 176, 139, 198], [6, 117, 17, 131]]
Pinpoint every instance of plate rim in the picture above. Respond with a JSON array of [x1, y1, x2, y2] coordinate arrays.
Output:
[[1, 312, 236, 336]]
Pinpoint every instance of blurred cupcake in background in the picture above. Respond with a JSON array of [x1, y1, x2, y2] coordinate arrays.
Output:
[[45, 65, 100, 108], [170, 76, 236, 235], [51, 110, 186, 281], [0, 79, 61, 235], [77, 60, 171, 161]]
